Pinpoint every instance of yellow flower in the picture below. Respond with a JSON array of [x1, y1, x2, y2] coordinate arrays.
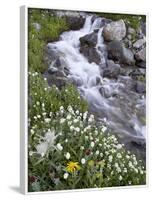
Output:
[[66, 161, 81, 173]]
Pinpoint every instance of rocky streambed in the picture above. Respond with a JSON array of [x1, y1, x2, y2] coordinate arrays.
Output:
[[42, 11, 146, 161]]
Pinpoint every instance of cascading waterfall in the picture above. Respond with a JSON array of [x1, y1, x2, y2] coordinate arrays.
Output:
[[47, 15, 146, 144]]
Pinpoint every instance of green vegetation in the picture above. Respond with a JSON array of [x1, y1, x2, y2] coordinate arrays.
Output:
[[28, 8, 69, 73], [28, 73, 145, 192], [137, 75, 146, 82], [96, 12, 146, 30]]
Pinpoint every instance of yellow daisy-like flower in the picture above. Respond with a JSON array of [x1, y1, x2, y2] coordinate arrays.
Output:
[[66, 161, 81, 173]]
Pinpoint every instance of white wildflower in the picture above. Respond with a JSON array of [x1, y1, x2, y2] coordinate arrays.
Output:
[[108, 155, 113, 163], [129, 161, 133, 168], [44, 118, 51, 123], [56, 143, 63, 151], [90, 141, 95, 148], [60, 118, 66, 124], [102, 126, 107, 132], [117, 167, 121, 173], [30, 129, 34, 135], [63, 173, 69, 179], [85, 136, 89, 140], [81, 158, 86, 164], [68, 121, 72, 126], [119, 175, 122, 181], [36, 142, 48, 157], [76, 110, 79, 115], [117, 153, 122, 159], [42, 112, 46, 116], [70, 126, 74, 131], [100, 152, 103, 157], [134, 168, 138, 173], [124, 168, 127, 173], [73, 119, 79, 123], [95, 150, 99, 155], [29, 151, 33, 156], [65, 139, 68, 143], [44, 130, 56, 145], [117, 144, 122, 149], [75, 127, 80, 132], [60, 106, 64, 111], [67, 105, 73, 113], [80, 146, 84, 150], [66, 114, 71, 120], [115, 163, 119, 168], [65, 152, 70, 160], [36, 101, 40, 106]]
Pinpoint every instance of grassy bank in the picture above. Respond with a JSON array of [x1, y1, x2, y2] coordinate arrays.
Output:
[[28, 8, 69, 73]]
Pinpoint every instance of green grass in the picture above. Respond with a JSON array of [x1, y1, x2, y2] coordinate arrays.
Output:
[[28, 8, 69, 73], [96, 12, 146, 30]]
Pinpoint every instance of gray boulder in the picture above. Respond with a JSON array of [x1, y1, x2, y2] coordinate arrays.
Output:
[[102, 20, 126, 41], [80, 46, 101, 64], [136, 81, 146, 94], [135, 48, 146, 62], [107, 40, 135, 65], [80, 32, 98, 47], [44, 70, 68, 89], [133, 38, 146, 49], [103, 60, 121, 79], [66, 15, 85, 30], [122, 47, 135, 65]]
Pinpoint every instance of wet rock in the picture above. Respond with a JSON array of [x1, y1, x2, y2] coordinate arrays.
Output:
[[133, 38, 146, 49], [66, 15, 85, 30], [80, 31, 98, 47], [107, 40, 135, 65], [103, 60, 121, 78], [135, 48, 146, 62], [45, 44, 62, 64], [53, 10, 86, 30], [125, 139, 146, 163], [129, 68, 146, 80], [91, 16, 112, 27], [80, 46, 101, 64], [127, 34, 132, 40], [136, 81, 146, 94], [141, 21, 146, 36], [68, 75, 83, 87], [48, 66, 58, 74], [107, 40, 123, 61], [118, 76, 136, 91], [122, 47, 135, 65], [102, 20, 126, 41], [44, 71, 68, 89], [136, 61, 146, 68]]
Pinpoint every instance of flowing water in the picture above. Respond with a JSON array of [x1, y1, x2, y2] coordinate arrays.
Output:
[[47, 15, 146, 150]]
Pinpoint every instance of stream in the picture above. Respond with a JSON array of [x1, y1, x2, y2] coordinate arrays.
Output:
[[46, 15, 146, 160]]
